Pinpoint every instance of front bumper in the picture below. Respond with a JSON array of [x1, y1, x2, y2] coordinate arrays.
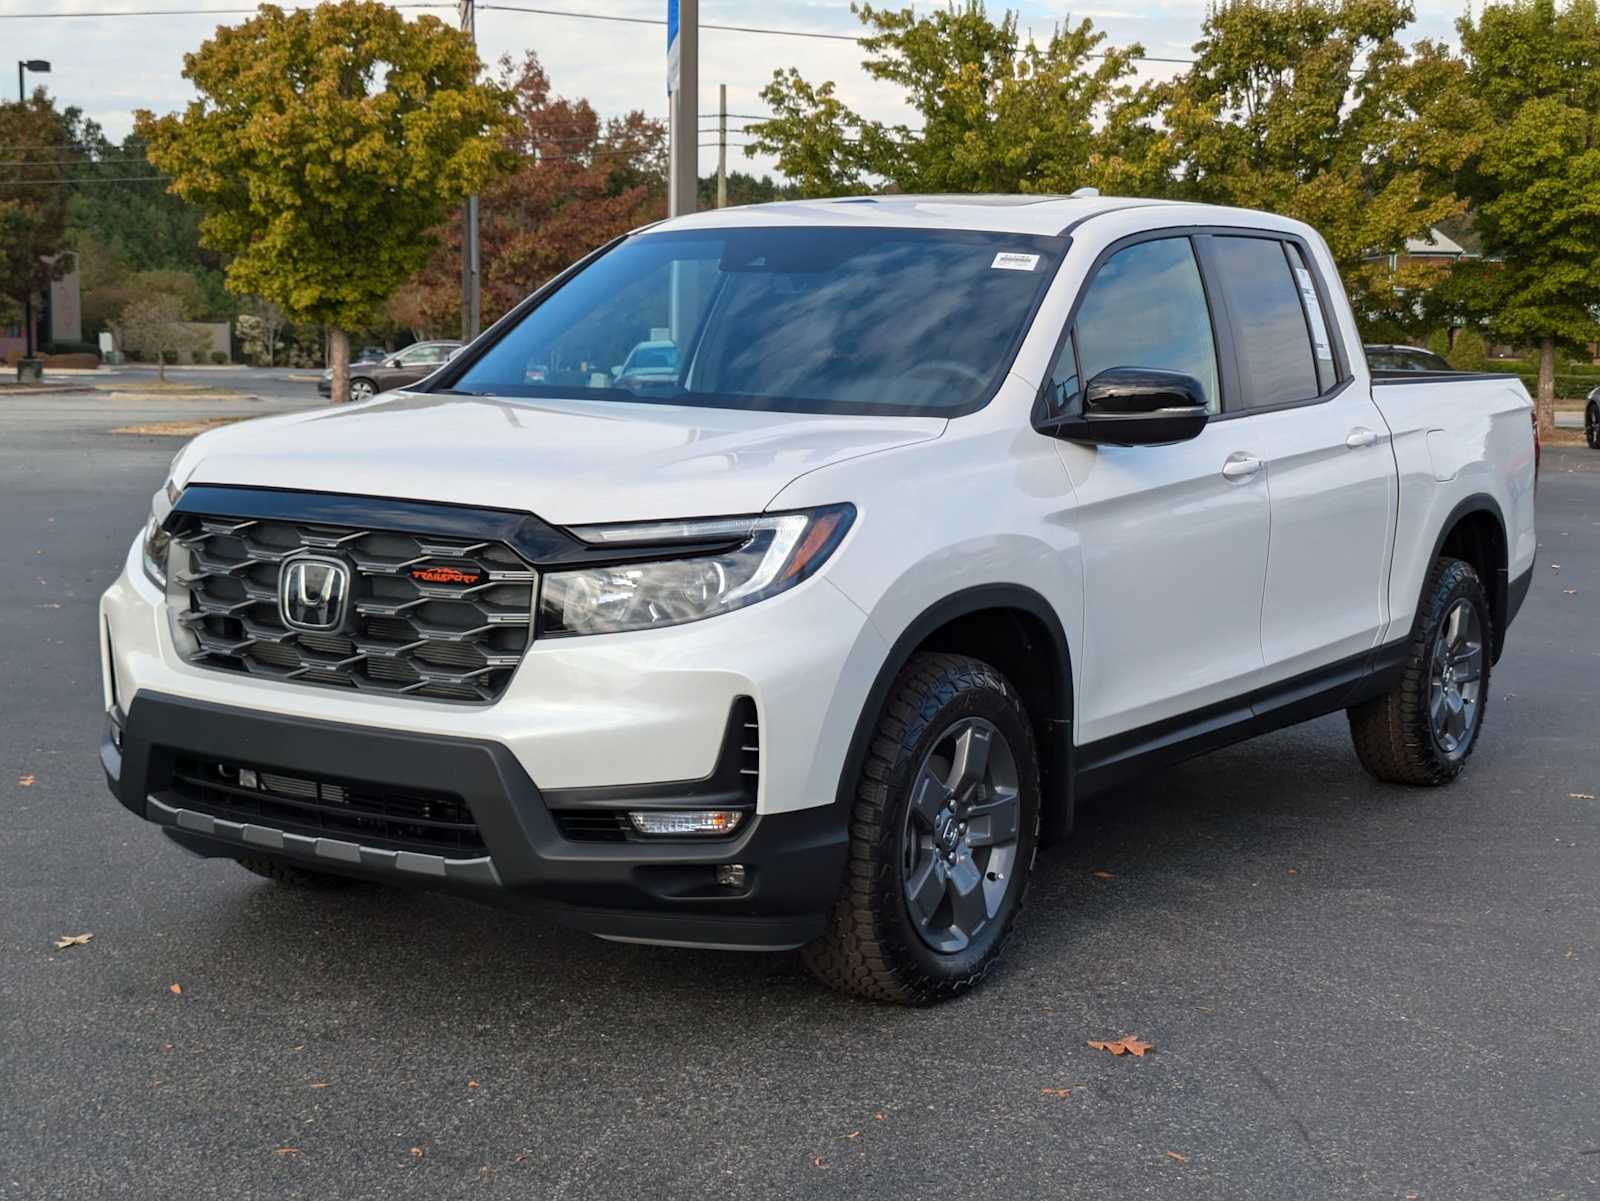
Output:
[[104, 693, 848, 949]]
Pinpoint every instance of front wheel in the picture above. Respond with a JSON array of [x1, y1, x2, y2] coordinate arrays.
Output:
[[1586, 402, 1599, 449], [803, 652, 1040, 1004], [1348, 557, 1491, 786], [348, 378, 377, 402]]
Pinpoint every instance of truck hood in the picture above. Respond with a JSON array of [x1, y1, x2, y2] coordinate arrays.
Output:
[[175, 391, 945, 525]]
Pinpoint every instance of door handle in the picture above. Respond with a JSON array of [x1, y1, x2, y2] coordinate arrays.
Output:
[[1222, 454, 1263, 480], [1346, 427, 1378, 449]]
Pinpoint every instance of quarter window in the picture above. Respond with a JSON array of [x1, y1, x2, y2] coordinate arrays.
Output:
[[1209, 237, 1319, 407], [1058, 237, 1221, 415]]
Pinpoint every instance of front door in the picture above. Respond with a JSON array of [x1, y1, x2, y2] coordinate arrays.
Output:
[[1046, 234, 1273, 745]]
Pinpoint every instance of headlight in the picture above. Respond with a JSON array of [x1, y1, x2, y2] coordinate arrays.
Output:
[[540, 505, 854, 636], [141, 513, 172, 590], [141, 479, 182, 590]]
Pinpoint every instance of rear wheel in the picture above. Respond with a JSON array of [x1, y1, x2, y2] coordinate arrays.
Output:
[[348, 377, 376, 402], [1586, 402, 1599, 449], [803, 652, 1040, 1004], [1348, 557, 1490, 785], [234, 856, 361, 889]]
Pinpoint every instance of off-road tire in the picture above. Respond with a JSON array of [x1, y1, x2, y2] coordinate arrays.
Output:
[[1348, 557, 1491, 786], [802, 652, 1041, 1005], [234, 856, 361, 889]]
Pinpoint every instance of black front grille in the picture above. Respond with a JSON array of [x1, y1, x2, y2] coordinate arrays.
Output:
[[174, 515, 535, 703], [167, 754, 486, 856]]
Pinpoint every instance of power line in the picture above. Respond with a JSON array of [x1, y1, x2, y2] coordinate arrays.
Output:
[[0, 2, 1195, 64], [0, 2, 450, 16], [0, 175, 173, 184]]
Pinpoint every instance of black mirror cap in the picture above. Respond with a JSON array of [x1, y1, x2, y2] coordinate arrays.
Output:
[[1040, 366, 1210, 446]]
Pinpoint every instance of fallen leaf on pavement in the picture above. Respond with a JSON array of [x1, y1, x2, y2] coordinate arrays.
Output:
[[467, 1080, 480, 1089], [169, 982, 182, 995], [309, 1081, 329, 1089], [810, 1154, 829, 1168], [873, 1111, 887, 1121], [18, 774, 35, 787], [1088, 1036, 1154, 1057], [54, 933, 93, 949], [1571, 793, 1596, 800], [1287, 868, 1299, 875], [1041, 1088, 1072, 1099], [846, 1130, 862, 1141], [1091, 870, 1114, 880], [1565, 589, 1579, 595], [409, 1147, 425, 1160], [1166, 1151, 1189, 1163], [272, 1147, 301, 1158]]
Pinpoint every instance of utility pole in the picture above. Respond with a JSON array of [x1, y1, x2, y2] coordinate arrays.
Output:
[[716, 83, 727, 209], [666, 0, 697, 218], [458, 0, 481, 342]]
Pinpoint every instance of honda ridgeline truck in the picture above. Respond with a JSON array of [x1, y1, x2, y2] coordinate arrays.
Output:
[[100, 196, 1537, 1003]]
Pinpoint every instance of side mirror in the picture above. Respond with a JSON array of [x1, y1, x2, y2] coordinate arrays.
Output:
[[1041, 367, 1210, 446]]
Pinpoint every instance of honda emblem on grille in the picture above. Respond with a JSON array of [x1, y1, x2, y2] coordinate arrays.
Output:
[[280, 555, 351, 632]]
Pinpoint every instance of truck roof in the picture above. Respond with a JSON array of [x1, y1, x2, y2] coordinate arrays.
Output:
[[651, 193, 1244, 237]]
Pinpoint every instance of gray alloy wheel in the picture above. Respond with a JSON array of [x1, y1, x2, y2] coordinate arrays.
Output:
[[899, 717, 1022, 954], [802, 652, 1040, 1004], [1428, 597, 1484, 758], [348, 378, 376, 401], [1586, 403, 1599, 449]]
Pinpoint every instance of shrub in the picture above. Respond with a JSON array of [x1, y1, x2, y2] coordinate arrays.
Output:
[[44, 340, 101, 357], [210, 350, 228, 364], [160, 350, 179, 365], [1517, 373, 1597, 399], [44, 353, 101, 370], [1425, 329, 1451, 359], [1448, 329, 1490, 372]]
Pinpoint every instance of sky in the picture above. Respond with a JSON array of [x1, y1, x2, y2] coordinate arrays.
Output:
[[4, 0, 1469, 182]]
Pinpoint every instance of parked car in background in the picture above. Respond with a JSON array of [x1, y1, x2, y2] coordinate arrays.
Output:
[[614, 340, 680, 387], [317, 340, 463, 400], [1586, 385, 1599, 450], [1365, 344, 1452, 373], [104, 196, 1536, 1003]]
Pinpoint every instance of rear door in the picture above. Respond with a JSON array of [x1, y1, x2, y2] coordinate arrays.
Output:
[[1198, 233, 1396, 680], [1048, 233, 1272, 744]]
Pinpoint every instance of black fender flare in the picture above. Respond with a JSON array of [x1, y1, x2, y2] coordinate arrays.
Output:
[[1425, 493, 1511, 659], [832, 584, 1077, 839]]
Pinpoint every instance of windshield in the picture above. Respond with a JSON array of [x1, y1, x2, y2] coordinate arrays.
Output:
[[448, 226, 1065, 416]]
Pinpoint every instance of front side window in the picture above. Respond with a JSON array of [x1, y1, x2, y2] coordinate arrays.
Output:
[[1064, 237, 1221, 414], [448, 227, 1065, 416], [1209, 237, 1319, 407]]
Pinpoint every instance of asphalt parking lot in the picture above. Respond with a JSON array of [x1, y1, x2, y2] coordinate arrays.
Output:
[[3, 391, 1597, 1201]]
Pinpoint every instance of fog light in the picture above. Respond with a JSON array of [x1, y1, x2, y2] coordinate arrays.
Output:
[[626, 809, 745, 836], [716, 864, 747, 889], [239, 768, 259, 790]]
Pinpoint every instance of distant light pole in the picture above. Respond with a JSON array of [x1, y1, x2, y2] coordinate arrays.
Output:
[[17, 58, 49, 101], [16, 60, 52, 368]]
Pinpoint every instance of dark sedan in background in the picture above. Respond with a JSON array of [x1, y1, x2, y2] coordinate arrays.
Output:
[[318, 340, 462, 400]]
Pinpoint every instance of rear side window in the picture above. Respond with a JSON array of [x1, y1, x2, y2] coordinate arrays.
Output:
[[1064, 237, 1221, 414], [1209, 237, 1319, 408]]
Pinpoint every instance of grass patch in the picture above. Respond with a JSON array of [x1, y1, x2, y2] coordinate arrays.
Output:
[[112, 417, 248, 437]]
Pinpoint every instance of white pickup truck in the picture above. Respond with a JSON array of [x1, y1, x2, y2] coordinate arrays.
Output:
[[100, 195, 1537, 1003]]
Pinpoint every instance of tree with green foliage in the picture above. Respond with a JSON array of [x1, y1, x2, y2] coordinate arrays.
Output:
[[136, 1, 514, 401], [1447, 0, 1600, 435], [747, 2, 1149, 195], [0, 94, 72, 362], [1128, 0, 1469, 338]]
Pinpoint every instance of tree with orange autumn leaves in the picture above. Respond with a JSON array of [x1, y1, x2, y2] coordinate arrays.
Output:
[[392, 51, 666, 335]]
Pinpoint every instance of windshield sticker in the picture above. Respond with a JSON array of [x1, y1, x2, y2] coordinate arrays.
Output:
[[991, 252, 1041, 272], [1294, 266, 1335, 361]]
